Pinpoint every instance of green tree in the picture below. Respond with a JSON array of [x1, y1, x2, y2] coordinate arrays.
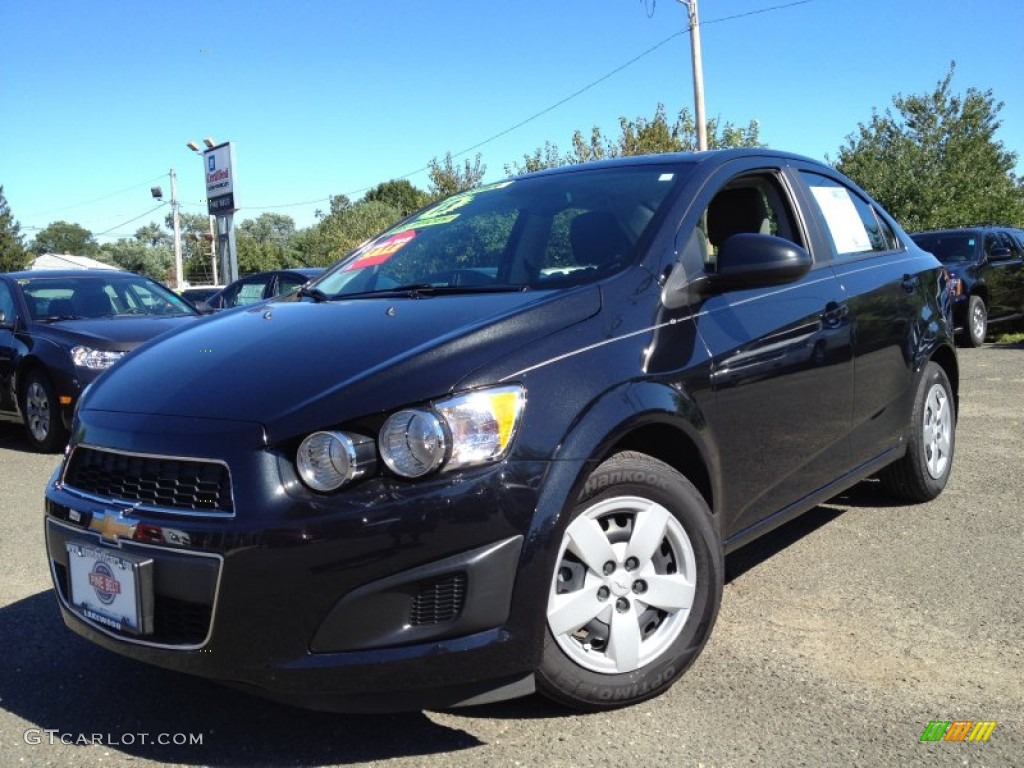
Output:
[[134, 222, 171, 248], [363, 179, 430, 217], [506, 104, 763, 175], [101, 239, 173, 281], [297, 200, 402, 267], [835, 63, 1024, 231], [0, 185, 28, 271], [31, 220, 100, 257], [165, 212, 218, 284], [235, 213, 301, 273], [427, 152, 486, 199]]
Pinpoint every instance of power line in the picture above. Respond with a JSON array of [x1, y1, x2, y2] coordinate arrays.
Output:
[[248, 0, 815, 213], [94, 204, 167, 237], [21, 174, 167, 219]]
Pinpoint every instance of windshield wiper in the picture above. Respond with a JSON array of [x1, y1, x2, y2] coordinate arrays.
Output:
[[340, 284, 527, 299], [41, 314, 84, 322]]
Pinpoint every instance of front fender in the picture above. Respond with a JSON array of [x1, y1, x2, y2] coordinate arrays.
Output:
[[515, 379, 717, 617]]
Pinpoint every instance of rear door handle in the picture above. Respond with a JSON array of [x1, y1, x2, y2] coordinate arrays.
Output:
[[902, 274, 920, 293]]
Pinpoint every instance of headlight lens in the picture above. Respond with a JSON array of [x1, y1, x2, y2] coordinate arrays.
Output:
[[380, 409, 447, 478], [71, 346, 127, 370], [436, 386, 525, 471], [297, 431, 376, 492]]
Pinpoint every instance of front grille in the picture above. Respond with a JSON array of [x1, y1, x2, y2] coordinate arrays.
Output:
[[409, 573, 467, 626], [64, 446, 233, 514]]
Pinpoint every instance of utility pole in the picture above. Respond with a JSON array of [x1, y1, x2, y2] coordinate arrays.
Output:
[[680, 0, 708, 151], [170, 168, 184, 289]]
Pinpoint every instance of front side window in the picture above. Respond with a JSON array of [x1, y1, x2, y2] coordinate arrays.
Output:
[[801, 172, 898, 258], [312, 165, 691, 298], [678, 172, 803, 278]]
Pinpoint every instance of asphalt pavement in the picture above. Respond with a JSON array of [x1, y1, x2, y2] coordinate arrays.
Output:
[[0, 343, 1021, 768]]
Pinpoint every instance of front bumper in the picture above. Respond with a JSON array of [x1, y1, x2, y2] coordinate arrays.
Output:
[[43, 417, 553, 711]]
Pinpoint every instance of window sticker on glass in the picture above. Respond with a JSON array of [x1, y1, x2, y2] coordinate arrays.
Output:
[[810, 186, 872, 254], [343, 230, 416, 271]]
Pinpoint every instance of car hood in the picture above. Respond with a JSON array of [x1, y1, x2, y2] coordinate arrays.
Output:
[[81, 289, 601, 441], [29, 315, 200, 350]]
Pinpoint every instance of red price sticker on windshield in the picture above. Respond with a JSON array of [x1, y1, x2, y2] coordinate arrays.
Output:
[[344, 230, 416, 271]]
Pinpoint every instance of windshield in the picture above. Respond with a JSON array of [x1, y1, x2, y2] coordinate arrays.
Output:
[[911, 233, 978, 263], [312, 164, 691, 298], [21, 275, 198, 320]]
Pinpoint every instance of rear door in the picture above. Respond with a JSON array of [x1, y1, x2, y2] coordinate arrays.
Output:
[[793, 166, 929, 466], [985, 231, 1024, 321], [681, 161, 854, 543]]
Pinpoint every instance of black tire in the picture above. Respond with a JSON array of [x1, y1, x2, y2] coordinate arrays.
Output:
[[879, 362, 955, 502], [21, 370, 68, 453], [537, 452, 723, 710], [964, 295, 987, 347]]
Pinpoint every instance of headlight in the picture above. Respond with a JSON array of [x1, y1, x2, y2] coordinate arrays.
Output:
[[435, 386, 525, 471], [379, 385, 525, 478], [380, 409, 448, 478], [71, 346, 127, 370], [297, 431, 376, 492]]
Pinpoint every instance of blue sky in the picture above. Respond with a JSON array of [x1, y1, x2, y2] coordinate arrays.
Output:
[[2, 0, 1021, 244]]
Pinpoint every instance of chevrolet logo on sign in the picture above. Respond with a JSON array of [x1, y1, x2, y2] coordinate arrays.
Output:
[[88, 511, 138, 542]]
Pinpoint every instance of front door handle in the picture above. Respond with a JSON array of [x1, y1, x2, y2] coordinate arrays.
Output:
[[822, 301, 848, 326]]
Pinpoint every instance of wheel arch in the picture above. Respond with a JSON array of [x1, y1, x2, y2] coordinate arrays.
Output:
[[525, 381, 718, 560]]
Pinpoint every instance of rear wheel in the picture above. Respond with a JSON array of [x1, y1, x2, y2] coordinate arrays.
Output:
[[537, 452, 722, 710], [965, 295, 987, 347], [879, 361, 955, 501], [21, 371, 68, 453]]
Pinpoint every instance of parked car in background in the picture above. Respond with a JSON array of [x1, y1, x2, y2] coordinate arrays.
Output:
[[910, 226, 1024, 346], [179, 285, 224, 305], [204, 268, 324, 310], [0, 270, 201, 451], [44, 150, 957, 713]]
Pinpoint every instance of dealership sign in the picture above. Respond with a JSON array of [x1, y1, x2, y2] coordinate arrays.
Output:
[[204, 142, 237, 215]]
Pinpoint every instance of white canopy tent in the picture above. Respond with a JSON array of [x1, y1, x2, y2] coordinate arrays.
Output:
[[28, 253, 119, 271]]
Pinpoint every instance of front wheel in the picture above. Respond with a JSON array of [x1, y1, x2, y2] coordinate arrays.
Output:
[[537, 452, 723, 710], [21, 371, 69, 453], [879, 361, 955, 502]]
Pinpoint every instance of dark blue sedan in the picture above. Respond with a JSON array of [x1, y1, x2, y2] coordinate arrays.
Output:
[[43, 150, 957, 712]]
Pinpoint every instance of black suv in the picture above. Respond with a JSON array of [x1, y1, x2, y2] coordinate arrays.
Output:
[[44, 150, 958, 712], [910, 226, 1024, 346]]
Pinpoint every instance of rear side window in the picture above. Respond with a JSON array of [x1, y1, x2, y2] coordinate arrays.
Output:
[[801, 172, 898, 258]]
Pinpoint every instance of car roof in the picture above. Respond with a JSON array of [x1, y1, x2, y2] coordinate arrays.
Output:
[[518, 148, 827, 180], [1, 268, 146, 280]]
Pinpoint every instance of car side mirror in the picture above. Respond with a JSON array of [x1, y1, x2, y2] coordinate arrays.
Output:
[[988, 246, 1012, 262], [706, 233, 812, 292], [194, 300, 215, 315], [0, 309, 8, 328]]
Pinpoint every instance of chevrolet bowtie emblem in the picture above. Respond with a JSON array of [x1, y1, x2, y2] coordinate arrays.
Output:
[[88, 510, 138, 542]]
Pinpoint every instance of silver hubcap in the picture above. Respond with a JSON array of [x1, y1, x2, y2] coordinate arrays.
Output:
[[971, 302, 985, 341], [922, 383, 952, 479], [25, 381, 51, 442], [547, 496, 696, 674]]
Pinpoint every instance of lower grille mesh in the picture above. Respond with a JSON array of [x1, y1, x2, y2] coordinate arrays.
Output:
[[410, 573, 467, 626]]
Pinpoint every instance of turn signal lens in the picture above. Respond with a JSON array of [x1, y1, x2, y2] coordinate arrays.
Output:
[[436, 386, 525, 471]]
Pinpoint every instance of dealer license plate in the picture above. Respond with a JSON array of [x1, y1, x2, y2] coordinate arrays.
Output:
[[65, 543, 154, 635]]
